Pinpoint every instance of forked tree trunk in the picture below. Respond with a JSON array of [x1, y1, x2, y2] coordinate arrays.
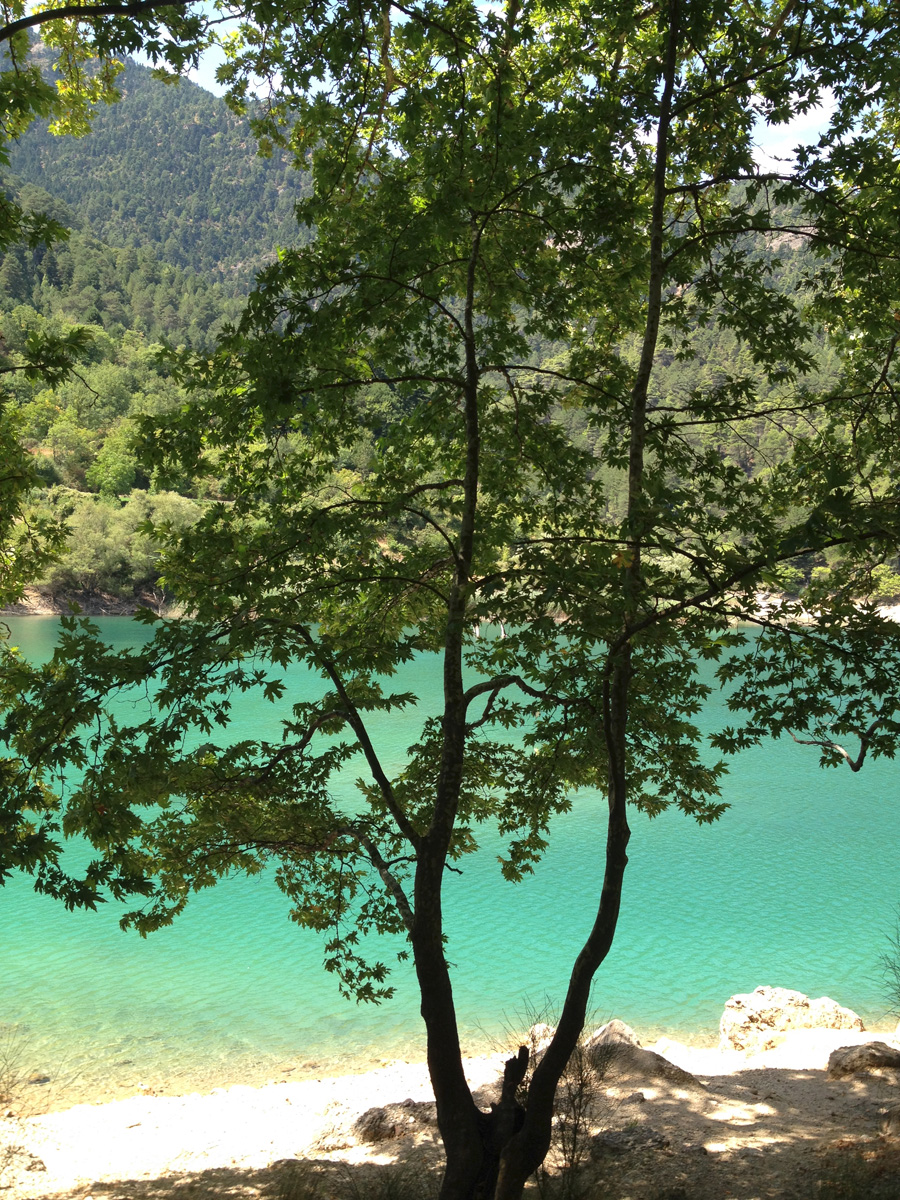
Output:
[[413, 638, 633, 1200], [421, 4, 677, 1191]]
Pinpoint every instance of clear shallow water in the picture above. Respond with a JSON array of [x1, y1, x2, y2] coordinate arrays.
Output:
[[3, 617, 899, 1104]]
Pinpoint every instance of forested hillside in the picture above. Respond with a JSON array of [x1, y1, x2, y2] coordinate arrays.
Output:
[[0, 58, 280, 607], [0, 180, 242, 345], [7, 53, 308, 290], [1, 57, 897, 609]]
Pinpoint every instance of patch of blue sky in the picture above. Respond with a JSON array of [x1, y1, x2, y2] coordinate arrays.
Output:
[[753, 89, 836, 169]]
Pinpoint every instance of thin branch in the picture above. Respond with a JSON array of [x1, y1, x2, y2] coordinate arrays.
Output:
[[292, 625, 421, 850], [0, 0, 188, 43], [463, 673, 596, 713], [788, 718, 887, 772], [664, 170, 795, 196], [345, 823, 415, 932]]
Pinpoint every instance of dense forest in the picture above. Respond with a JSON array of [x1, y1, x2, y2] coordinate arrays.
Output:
[[1, 57, 898, 608], [0, 55, 304, 606], [8, 52, 309, 289]]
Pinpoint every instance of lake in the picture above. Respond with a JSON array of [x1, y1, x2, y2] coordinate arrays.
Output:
[[2, 616, 899, 1103]]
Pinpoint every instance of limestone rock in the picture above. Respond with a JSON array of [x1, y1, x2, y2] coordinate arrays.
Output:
[[585, 1040, 703, 1090], [352, 1098, 437, 1143], [527, 1022, 556, 1054], [585, 1018, 642, 1049], [719, 986, 864, 1054], [826, 1041, 900, 1079]]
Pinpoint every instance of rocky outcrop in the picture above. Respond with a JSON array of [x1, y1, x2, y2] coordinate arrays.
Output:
[[352, 1098, 437, 1142], [0, 586, 173, 617], [522, 1017, 697, 1089], [527, 1017, 641, 1059], [586, 1041, 703, 1090], [585, 1019, 642, 1049], [826, 1042, 900, 1079], [719, 986, 864, 1054]]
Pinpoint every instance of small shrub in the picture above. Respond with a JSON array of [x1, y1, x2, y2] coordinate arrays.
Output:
[[0, 1025, 29, 1111], [275, 1159, 441, 1200], [506, 1014, 621, 1200], [275, 1159, 328, 1199], [332, 1160, 441, 1200], [879, 906, 900, 1017], [0, 1023, 79, 1119], [869, 563, 900, 604]]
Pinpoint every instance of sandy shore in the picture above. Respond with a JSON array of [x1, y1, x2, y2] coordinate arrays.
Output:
[[4, 1024, 900, 1199], [0, 1051, 505, 1198]]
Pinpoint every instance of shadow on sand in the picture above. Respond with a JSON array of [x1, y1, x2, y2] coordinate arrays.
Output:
[[34, 1157, 441, 1200], [13, 1067, 900, 1200]]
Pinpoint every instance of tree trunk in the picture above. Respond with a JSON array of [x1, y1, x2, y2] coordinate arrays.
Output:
[[492, 644, 633, 1199], [487, 0, 679, 1190], [412, 844, 531, 1199]]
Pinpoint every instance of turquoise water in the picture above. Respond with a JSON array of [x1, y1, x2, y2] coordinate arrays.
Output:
[[3, 617, 899, 1103]]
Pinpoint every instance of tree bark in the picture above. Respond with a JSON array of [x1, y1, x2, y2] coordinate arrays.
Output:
[[414, 212, 494, 1199]]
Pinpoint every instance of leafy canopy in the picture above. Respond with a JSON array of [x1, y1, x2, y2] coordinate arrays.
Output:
[[3, 0, 900, 963]]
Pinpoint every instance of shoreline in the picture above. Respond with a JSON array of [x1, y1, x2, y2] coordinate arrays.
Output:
[[4, 1022, 900, 1199], [11, 1016, 899, 1115], [4, 589, 900, 623], [3, 1019, 741, 1116], [0, 588, 173, 618]]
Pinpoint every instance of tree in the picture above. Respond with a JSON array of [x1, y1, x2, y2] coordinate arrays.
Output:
[[5, 1, 900, 1198]]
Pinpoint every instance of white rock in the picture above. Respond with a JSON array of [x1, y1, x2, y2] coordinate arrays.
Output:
[[744, 1028, 877, 1071], [527, 1023, 556, 1054], [585, 1019, 642, 1049], [719, 986, 864, 1055]]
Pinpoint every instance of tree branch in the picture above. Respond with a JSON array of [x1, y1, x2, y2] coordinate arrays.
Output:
[[291, 625, 421, 850], [347, 823, 415, 932], [788, 718, 888, 772], [0, 0, 188, 44]]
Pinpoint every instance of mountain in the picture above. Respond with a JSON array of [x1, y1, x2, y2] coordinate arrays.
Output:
[[0, 57, 873, 606], [6, 55, 309, 291], [0, 179, 242, 347]]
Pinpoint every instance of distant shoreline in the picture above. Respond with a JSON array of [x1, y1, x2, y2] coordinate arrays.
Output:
[[4, 587, 900, 624], [0, 587, 172, 618]]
